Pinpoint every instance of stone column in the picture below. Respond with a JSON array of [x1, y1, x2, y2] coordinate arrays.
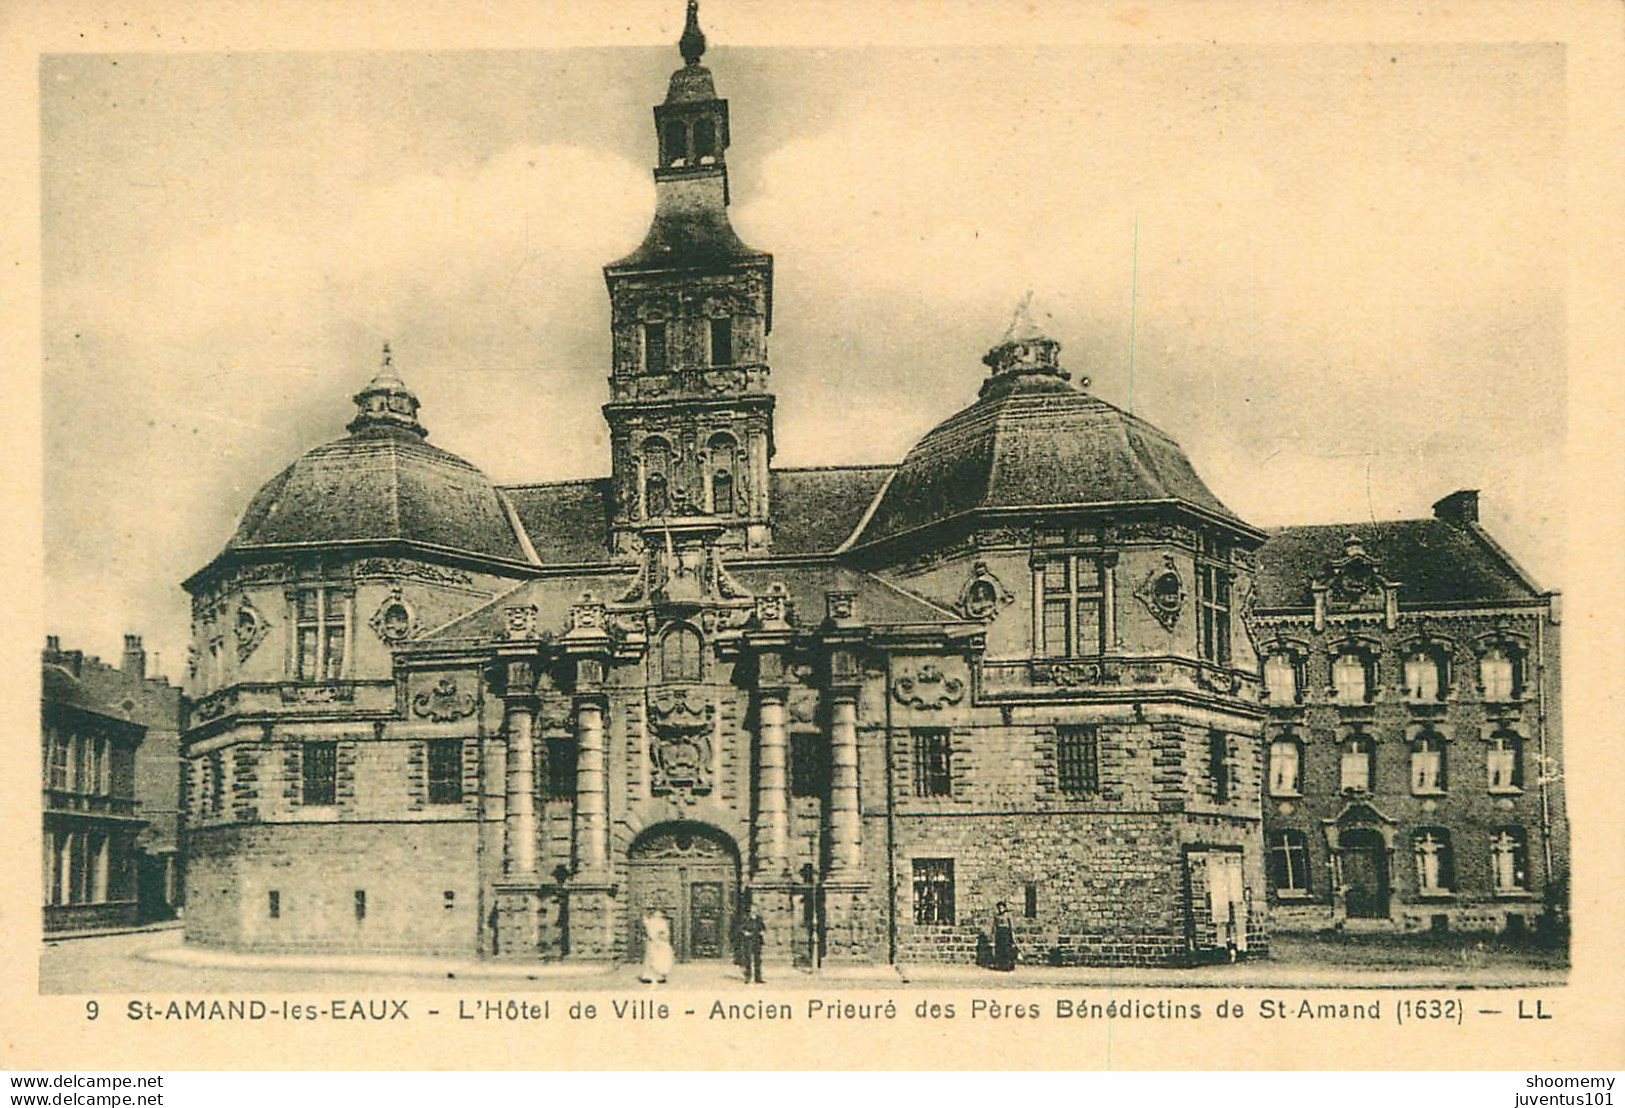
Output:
[[501, 664, 538, 878], [572, 695, 609, 875], [754, 688, 790, 878], [828, 691, 861, 872]]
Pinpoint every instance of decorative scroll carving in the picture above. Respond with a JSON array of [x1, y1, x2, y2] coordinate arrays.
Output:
[[233, 598, 271, 661], [1196, 666, 1243, 695], [505, 605, 538, 641], [368, 588, 419, 644], [280, 684, 355, 705], [1031, 660, 1120, 687], [354, 558, 474, 587], [754, 582, 790, 627], [892, 663, 966, 709], [956, 560, 1015, 620], [975, 526, 1034, 548], [192, 689, 236, 722], [1108, 521, 1196, 546], [412, 676, 477, 722], [1133, 556, 1186, 632], [646, 687, 716, 797]]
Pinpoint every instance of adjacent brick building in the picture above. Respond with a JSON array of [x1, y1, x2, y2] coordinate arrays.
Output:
[[177, 4, 1564, 967], [42, 635, 183, 932]]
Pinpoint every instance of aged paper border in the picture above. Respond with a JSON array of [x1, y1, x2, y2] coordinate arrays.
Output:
[[3, 0, 1622, 1072]]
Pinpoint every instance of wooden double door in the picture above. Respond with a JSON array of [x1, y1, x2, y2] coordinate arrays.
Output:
[[1340, 830, 1391, 918], [626, 825, 739, 963]]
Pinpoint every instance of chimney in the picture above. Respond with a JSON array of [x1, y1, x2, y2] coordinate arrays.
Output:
[[122, 634, 147, 681], [44, 634, 60, 659], [1432, 489, 1479, 527]]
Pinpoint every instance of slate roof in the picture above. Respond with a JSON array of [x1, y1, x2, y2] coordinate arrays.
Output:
[[500, 479, 616, 564], [768, 466, 894, 554], [1253, 519, 1543, 610], [853, 375, 1246, 547], [227, 425, 534, 567], [494, 466, 895, 563]]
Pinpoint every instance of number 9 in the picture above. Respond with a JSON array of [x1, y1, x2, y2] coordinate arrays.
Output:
[[85, 1000, 98, 1020]]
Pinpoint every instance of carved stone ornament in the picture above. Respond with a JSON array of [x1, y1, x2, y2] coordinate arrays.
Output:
[[957, 560, 1015, 621], [368, 588, 419, 644], [647, 688, 716, 797], [1196, 665, 1243, 695], [505, 605, 539, 641], [570, 592, 607, 632], [755, 582, 790, 627], [413, 676, 477, 722], [1325, 536, 1384, 605], [1031, 660, 1121, 687], [354, 557, 474, 588], [1133, 556, 1186, 632], [233, 597, 271, 662], [892, 663, 966, 710]]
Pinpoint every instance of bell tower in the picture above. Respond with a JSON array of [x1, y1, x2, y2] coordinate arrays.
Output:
[[603, 0, 775, 557]]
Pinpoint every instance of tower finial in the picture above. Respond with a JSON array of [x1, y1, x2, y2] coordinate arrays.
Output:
[[679, 0, 706, 66], [349, 342, 426, 438]]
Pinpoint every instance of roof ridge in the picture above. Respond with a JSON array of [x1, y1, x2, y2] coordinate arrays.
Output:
[[497, 476, 609, 492], [773, 463, 896, 475]]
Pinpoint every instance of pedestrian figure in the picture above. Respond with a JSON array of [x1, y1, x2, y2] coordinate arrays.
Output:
[[739, 906, 767, 984], [639, 909, 673, 984], [991, 901, 1018, 971]]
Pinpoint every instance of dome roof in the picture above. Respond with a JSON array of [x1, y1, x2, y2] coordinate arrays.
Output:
[[853, 314, 1250, 547], [221, 348, 535, 569]]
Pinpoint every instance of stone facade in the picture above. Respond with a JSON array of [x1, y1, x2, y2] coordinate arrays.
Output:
[[176, 6, 1564, 969]]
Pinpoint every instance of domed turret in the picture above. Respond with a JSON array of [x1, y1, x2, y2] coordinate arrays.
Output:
[[853, 300, 1245, 548], [219, 345, 535, 569]]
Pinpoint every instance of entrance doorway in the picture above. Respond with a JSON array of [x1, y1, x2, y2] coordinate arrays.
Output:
[[1340, 830, 1390, 918], [626, 824, 739, 963]]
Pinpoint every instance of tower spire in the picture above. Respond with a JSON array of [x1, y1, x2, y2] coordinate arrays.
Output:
[[679, 0, 706, 67]]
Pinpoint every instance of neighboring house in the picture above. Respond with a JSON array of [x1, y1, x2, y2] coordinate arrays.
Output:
[[43, 635, 184, 932], [1252, 493, 1565, 935], [175, 4, 1564, 966]]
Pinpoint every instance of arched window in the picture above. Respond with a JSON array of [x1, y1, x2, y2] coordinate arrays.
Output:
[[642, 439, 672, 519], [1331, 650, 1372, 703], [1479, 646, 1522, 702], [645, 475, 670, 518], [663, 120, 688, 166], [711, 468, 734, 515], [1413, 828, 1455, 893], [1490, 827, 1529, 893], [1268, 735, 1303, 797], [1488, 730, 1524, 792], [1263, 652, 1300, 704], [660, 625, 703, 683], [1410, 731, 1446, 794], [1404, 648, 1448, 702], [1339, 732, 1373, 793]]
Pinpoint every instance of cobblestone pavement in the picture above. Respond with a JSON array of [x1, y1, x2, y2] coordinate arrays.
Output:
[[39, 929, 1565, 996]]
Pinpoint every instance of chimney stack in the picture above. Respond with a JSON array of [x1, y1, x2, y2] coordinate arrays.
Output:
[[1432, 489, 1479, 527], [44, 634, 60, 658], [122, 633, 147, 681]]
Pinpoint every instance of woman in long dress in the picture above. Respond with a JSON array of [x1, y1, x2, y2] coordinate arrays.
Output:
[[991, 901, 1018, 971], [639, 910, 674, 984]]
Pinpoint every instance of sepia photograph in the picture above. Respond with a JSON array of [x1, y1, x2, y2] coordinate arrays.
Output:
[[12, 0, 1624, 1077]]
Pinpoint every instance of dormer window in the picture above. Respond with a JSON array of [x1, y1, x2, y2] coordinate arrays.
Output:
[[1479, 645, 1522, 702]]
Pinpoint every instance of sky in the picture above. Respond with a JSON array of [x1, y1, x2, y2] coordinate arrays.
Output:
[[40, 24, 1567, 676]]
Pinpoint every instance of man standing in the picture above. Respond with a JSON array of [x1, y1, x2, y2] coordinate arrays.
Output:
[[739, 905, 767, 984]]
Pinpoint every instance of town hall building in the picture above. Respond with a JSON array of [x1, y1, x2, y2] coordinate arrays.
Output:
[[177, 4, 1565, 967]]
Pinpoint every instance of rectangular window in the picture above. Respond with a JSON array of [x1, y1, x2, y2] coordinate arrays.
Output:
[[1491, 829, 1529, 893], [48, 730, 70, 790], [912, 858, 955, 925], [302, 741, 337, 806], [1036, 554, 1103, 658], [1197, 548, 1232, 665], [912, 729, 952, 798], [643, 321, 668, 374], [1413, 830, 1454, 893], [1405, 653, 1443, 701], [708, 317, 733, 366], [354, 889, 367, 921], [1488, 733, 1523, 792], [208, 751, 225, 816], [1332, 653, 1370, 703], [268, 890, 280, 919], [545, 737, 577, 800], [1411, 736, 1446, 794], [1340, 736, 1373, 793], [1480, 649, 1520, 701], [426, 739, 464, 805], [294, 586, 348, 682], [791, 731, 829, 798], [1056, 726, 1099, 796], [1024, 882, 1039, 920], [1208, 730, 1233, 803], [1267, 831, 1311, 892]]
